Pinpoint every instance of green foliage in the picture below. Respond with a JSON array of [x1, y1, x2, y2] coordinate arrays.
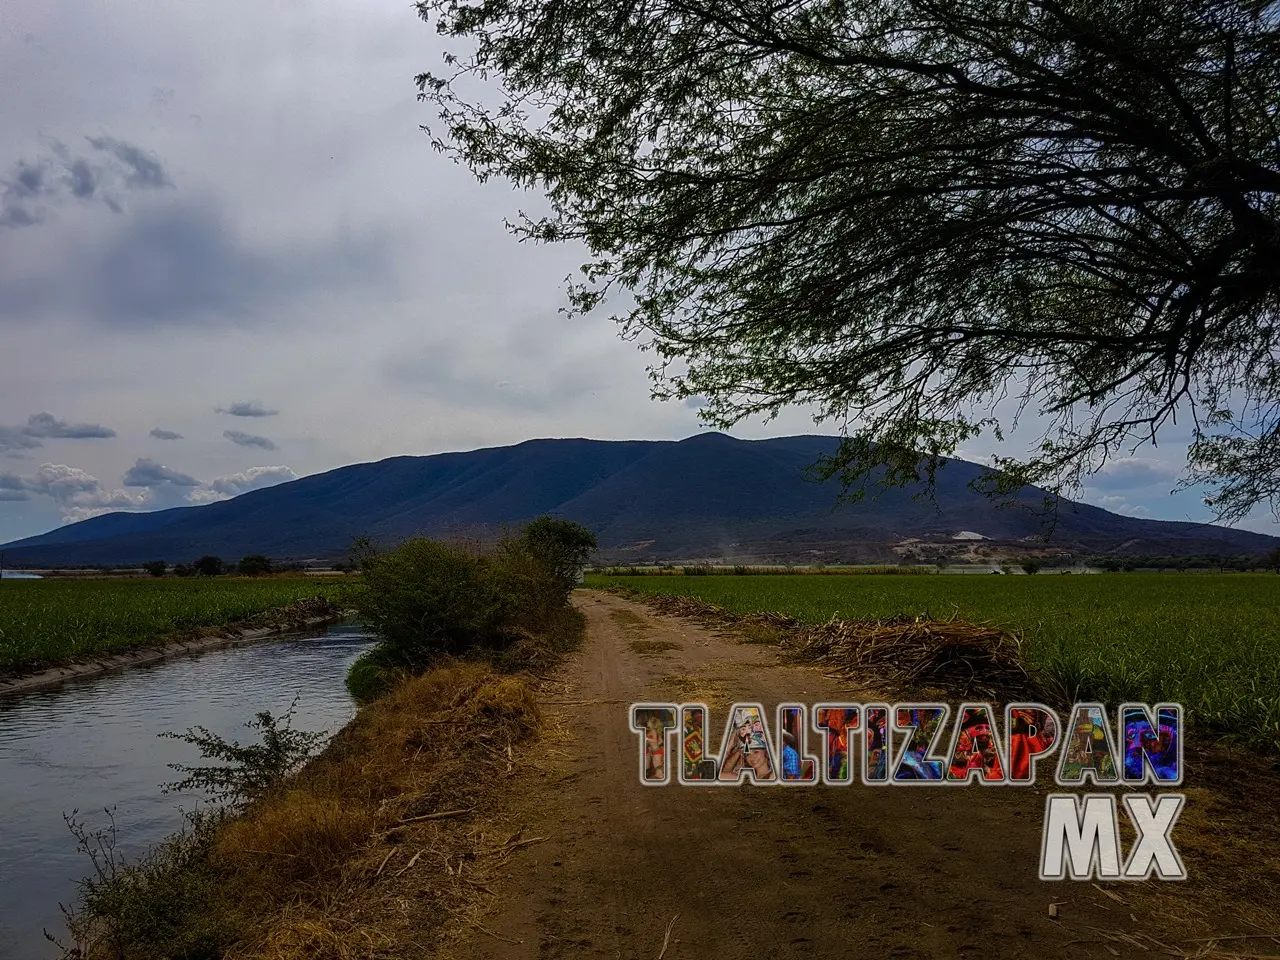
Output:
[[1020, 560, 1042, 575], [354, 538, 513, 667], [350, 521, 596, 693], [160, 698, 327, 807], [61, 808, 235, 960], [142, 560, 167, 578], [415, 0, 1280, 522], [0, 578, 350, 671], [344, 645, 405, 704], [589, 572, 1280, 753], [236, 554, 273, 577], [516, 516, 597, 600], [194, 556, 224, 578]]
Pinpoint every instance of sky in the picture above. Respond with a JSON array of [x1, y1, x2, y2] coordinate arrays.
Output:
[[0, 0, 1273, 545]]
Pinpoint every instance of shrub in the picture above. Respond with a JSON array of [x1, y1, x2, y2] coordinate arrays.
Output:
[[345, 646, 405, 703], [516, 516, 597, 600], [142, 560, 167, 578], [354, 538, 512, 668], [237, 554, 273, 577], [194, 556, 224, 577], [160, 699, 327, 807]]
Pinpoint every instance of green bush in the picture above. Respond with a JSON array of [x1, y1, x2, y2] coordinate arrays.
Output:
[[345, 646, 405, 703], [348, 519, 596, 696], [354, 538, 511, 667], [516, 516, 597, 600]]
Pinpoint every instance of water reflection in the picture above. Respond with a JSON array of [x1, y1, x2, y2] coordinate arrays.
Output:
[[0, 622, 373, 959]]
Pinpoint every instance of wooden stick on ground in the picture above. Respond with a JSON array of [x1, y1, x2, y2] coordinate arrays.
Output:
[[658, 914, 680, 960]]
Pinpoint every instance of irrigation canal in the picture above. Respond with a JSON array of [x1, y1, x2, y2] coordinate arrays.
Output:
[[0, 620, 375, 958]]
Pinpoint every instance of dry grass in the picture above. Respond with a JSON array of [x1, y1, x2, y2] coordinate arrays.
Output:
[[657, 672, 731, 708], [79, 663, 555, 960], [609, 608, 651, 633], [626, 589, 1036, 702], [629, 639, 682, 657]]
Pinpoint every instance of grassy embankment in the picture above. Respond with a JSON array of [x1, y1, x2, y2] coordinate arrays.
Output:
[[587, 571, 1280, 753], [61, 521, 593, 960], [0, 578, 352, 674]]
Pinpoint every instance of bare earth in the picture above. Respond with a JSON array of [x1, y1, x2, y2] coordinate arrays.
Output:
[[443, 591, 1278, 960]]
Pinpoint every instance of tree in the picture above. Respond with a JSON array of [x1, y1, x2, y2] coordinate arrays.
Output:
[[142, 560, 168, 578], [415, 0, 1280, 521], [237, 554, 273, 577], [1266, 547, 1280, 573], [1021, 560, 1042, 575], [194, 555, 224, 577], [517, 516, 599, 599]]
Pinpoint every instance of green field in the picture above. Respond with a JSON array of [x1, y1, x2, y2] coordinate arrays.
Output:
[[0, 578, 353, 672], [586, 572, 1280, 752]]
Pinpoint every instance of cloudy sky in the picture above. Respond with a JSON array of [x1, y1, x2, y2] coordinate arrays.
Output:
[[0, 0, 1272, 544]]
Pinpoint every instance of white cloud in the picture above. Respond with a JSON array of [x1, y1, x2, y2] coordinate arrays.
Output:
[[0, 462, 150, 523], [187, 465, 296, 503]]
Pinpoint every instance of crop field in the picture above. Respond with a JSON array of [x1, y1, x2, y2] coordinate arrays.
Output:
[[586, 572, 1280, 752], [0, 578, 353, 672]]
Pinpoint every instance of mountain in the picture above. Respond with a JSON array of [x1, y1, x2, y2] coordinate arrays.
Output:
[[2, 433, 1277, 566]]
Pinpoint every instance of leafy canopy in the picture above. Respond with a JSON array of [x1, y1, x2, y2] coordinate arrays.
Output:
[[415, 0, 1280, 521]]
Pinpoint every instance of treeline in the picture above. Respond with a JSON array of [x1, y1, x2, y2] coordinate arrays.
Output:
[[139, 555, 314, 578], [1086, 551, 1280, 573]]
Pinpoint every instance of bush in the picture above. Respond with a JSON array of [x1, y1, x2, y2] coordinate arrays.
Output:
[[349, 520, 596, 695], [237, 554, 273, 577], [142, 560, 167, 578], [354, 538, 513, 668], [194, 556, 224, 577], [516, 516, 597, 600], [345, 646, 405, 703]]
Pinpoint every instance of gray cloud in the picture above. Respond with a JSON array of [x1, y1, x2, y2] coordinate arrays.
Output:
[[224, 429, 277, 450], [22, 411, 116, 439], [85, 135, 173, 190], [0, 198, 394, 328], [150, 428, 183, 440], [123, 457, 200, 488], [1089, 458, 1180, 492], [383, 318, 614, 415], [217, 401, 277, 418], [1, 136, 170, 228], [0, 490, 30, 501], [0, 427, 42, 456]]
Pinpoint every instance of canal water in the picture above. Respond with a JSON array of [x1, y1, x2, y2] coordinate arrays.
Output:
[[0, 621, 375, 958]]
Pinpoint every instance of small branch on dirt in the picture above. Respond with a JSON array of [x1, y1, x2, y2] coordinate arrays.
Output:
[[1092, 883, 1129, 904], [658, 914, 680, 960], [470, 921, 522, 945], [393, 849, 424, 877], [373, 848, 398, 878], [399, 807, 474, 824], [482, 834, 549, 856]]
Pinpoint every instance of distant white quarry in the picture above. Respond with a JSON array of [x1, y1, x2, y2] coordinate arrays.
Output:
[[951, 531, 989, 540]]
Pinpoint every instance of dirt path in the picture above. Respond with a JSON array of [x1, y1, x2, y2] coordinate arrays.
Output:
[[445, 592, 1274, 960]]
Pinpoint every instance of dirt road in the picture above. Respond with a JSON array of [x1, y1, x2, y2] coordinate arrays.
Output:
[[446, 591, 1275, 960]]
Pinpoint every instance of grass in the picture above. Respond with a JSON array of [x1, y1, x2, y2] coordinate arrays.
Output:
[[63, 662, 550, 959], [587, 572, 1280, 752], [0, 577, 353, 672]]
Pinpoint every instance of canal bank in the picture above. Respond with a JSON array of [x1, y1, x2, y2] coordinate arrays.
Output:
[[0, 620, 375, 960]]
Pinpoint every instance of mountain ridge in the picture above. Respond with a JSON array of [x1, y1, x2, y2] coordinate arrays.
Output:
[[2, 433, 1276, 565]]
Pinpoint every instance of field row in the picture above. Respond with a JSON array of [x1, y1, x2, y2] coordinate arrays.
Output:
[[0, 578, 354, 672], [585, 572, 1280, 752]]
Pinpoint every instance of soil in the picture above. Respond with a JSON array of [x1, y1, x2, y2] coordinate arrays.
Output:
[[443, 591, 1280, 960]]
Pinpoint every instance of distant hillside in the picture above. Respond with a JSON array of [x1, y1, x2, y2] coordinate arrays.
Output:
[[3, 433, 1277, 566]]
